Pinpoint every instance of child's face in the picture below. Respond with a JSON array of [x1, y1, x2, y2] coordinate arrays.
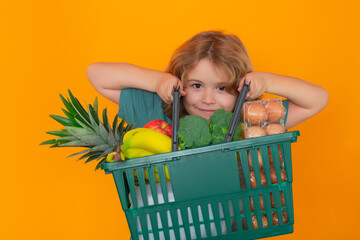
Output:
[[183, 58, 237, 120]]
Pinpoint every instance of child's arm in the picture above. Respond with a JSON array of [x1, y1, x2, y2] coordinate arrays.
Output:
[[87, 62, 184, 104], [238, 72, 329, 129]]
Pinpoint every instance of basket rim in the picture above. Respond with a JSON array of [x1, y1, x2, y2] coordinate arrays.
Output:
[[101, 130, 300, 172]]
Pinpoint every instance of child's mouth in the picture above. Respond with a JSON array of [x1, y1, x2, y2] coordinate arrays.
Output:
[[199, 109, 215, 114]]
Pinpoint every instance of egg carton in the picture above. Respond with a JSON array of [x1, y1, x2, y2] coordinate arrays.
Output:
[[242, 98, 286, 139]]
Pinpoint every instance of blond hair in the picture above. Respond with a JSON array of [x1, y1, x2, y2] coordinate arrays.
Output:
[[163, 31, 254, 118]]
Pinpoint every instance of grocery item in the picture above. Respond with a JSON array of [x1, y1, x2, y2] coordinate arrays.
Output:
[[40, 90, 134, 170], [247, 149, 264, 169], [143, 119, 172, 137], [249, 168, 287, 187], [249, 192, 286, 212], [264, 123, 286, 135], [247, 146, 285, 173], [178, 115, 212, 149], [178, 110, 242, 149], [121, 128, 172, 154], [209, 109, 242, 144], [252, 211, 288, 229], [244, 126, 267, 139], [264, 100, 285, 122], [244, 103, 267, 125], [243, 98, 287, 139]]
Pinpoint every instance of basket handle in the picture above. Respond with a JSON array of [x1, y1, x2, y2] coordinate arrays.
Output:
[[171, 86, 180, 152], [224, 81, 251, 142]]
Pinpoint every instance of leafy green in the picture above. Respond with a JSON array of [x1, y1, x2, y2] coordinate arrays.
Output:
[[209, 109, 242, 144], [178, 115, 212, 149]]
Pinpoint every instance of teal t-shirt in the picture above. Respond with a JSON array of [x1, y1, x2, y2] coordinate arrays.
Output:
[[118, 88, 172, 128], [118, 88, 289, 128]]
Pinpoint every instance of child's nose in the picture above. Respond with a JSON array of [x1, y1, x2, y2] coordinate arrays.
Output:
[[201, 91, 216, 104]]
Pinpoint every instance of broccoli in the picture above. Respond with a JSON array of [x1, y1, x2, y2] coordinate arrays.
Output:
[[178, 115, 212, 149], [209, 109, 242, 144]]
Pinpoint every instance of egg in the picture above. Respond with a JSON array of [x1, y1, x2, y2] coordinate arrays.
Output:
[[252, 214, 269, 229], [272, 211, 289, 225], [250, 191, 286, 212], [249, 170, 267, 188], [250, 195, 266, 212], [263, 123, 286, 135], [249, 168, 286, 188], [253, 212, 288, 229], [248, 146, 285, 170], [264, 100, 285, 122], [244, 126, 267, 139], [249, 169, 287, 214], [267, 145, 284, 167], [244, 103, 266, 124], [247, 149, 263, 169], [270, 168, 287, 184], [270, 191, 286, 208]]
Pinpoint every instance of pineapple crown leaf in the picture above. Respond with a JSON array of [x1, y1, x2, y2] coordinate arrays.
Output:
[[78, 151, 102, 161], [102, 108, 111, 132], [61, 109, 81, 127], [95, 158, 107, 171], [50, 115, 74, 126], [59, 94, 77, 118], [87, 104, 100, 135], [98, 122, 109, 143], [67, 149, 91, 158], [93, 97, 98, 114], [67, 90, 92, 128], [41, 89, 134, 170], [45, 130, 69, 137]]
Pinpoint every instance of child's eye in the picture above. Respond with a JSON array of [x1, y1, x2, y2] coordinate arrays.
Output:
[[192, 83, 202, 89], [217, 86, 226, 91]]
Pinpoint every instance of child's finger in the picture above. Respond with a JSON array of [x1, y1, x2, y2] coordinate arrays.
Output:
[[246, 91, 252, 99], [166, 95, 172, 104], [238, 76, 250, 92], [249, 79, 256, 95]]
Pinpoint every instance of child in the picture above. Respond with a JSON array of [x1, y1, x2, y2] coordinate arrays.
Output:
[[87, 30, 328, 239], [87, 31, 328, 130]]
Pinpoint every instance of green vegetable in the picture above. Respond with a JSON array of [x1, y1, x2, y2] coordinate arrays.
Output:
[[209, 109, 242, 144], [178, 115, 212, 149]]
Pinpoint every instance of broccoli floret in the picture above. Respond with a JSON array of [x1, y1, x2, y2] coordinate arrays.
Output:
[[178, 115, 212, 149], [209, 109, 242, 144]]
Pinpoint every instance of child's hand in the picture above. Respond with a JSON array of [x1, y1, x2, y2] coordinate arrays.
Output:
[[155, 73, 186, 104], [238, 72, 269, 100]]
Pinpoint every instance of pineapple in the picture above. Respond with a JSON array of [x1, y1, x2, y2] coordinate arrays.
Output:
[[40, 90, 134, 170]]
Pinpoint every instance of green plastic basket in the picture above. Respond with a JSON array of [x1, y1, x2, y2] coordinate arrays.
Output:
[[101, 130, 300, 240]]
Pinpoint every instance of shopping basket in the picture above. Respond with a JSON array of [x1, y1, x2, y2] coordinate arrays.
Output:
[[101, 83, 300, 240]]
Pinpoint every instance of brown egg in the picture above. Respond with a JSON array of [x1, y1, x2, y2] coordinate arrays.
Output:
[[251, 211, 288, 229], [249, 170, 267, 188], [263, 124, 286, 135], [264, 100, 285, 122], [272, 211, 289, 225], [247, 149, 264, 169], [267, 145, 284, 167], [250, 195, 266, 212], [244, 126, 267, 139], [252, 214, 269, 229], [250, 168, 286, 188], [270, 191, 286, 208], [244, 103, 266, 124], [270, 168, 287, 184], [250, 191, 285, 212]]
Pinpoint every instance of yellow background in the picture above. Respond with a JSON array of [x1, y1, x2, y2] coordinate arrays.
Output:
[[1, 0, 359, 239]]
